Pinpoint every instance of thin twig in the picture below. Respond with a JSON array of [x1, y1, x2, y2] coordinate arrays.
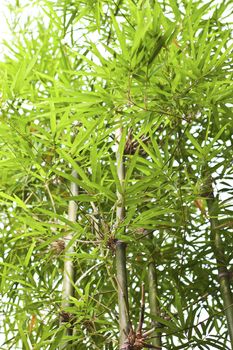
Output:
[[137, 283, 145, 335]]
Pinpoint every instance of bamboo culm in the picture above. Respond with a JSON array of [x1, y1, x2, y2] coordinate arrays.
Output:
[[204, 167, 233, 348], [148, 260, 162, 348], [60, 170, 78, 344], [115, 126, 131, 348]]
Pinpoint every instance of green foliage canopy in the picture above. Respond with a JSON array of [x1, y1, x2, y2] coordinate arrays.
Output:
[[0, 0, 233, 349]]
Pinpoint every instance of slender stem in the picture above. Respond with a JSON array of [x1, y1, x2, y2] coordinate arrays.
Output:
[[45, 182, 56, 213], [116, 126, 125, 221], [115, 126, 130, 348], [61, 170, 78, 340], [204, 167, 233, 347], [116, 241, 131, 347], [148, 260, 162, 348], [137, 283, 145, 335]]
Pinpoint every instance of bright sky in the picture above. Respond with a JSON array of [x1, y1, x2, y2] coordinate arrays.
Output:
[[0, 1, 8, 58]]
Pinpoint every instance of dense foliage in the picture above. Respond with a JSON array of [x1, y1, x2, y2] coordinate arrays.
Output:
[[0, 1, 233, 349]]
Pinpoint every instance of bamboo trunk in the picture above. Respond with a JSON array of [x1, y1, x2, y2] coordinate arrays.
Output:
[[115, 126, 130, 349], [148, 260, 162, 348], [116, 241, 130, 348], [60, 170, 78, 344], [204, 167, 233, 347]]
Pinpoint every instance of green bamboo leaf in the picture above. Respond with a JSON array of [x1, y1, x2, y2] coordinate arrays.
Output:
[[91, 182, 116, 202], [201, 37, 218, 73], [0, 264, 8, 292], [187, 15, 195, 57], [24, 49, 41, 78], [48, 329, 65, 350], [109, 157, 123, 194], [0, 192, 28, 211], [137, 138, 162, 167], [135, 208, 175, 222], [149, 314, 180, 332], [46, 94, 103, 104], [186, 305, 199, 339], [11, 49, 40, 93], [131, 7, 152, 57], [175, 290, 185, 328], [12, 195, 28, 211], [186, 132, 203, 154], [168, 0, 181, 19], [148, 24, 177, 66], [94, 0, 101, 32], [117, 127, 127, 167], [24, 240, 36, 267], [37, 208, 82, 230], [196, 20, 210, 64], [111, 11, 128, 59], [210, 32, 232, 69], [150, 135, 164, 165], [71, 118, 103, 154], [125, 150, 139, 186], [35, 71, 57, 82], [17, 323, 31, 350], [205, 124, 228, 154], [90, 142, 98, 183], [58, 150, 90, 183], [50, 102, 57, 135], [11, 61, 27, 93]]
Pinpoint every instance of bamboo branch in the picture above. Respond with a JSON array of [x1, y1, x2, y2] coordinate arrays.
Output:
[[60, 170, 78, 341], [203, 166, 233, 347], [115, 126, 130, 348]]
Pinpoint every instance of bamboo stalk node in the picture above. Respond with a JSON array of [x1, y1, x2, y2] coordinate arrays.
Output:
[[119, 284, 161, 350], [218, 270, 230, 279], [59, 311, 75, 324]]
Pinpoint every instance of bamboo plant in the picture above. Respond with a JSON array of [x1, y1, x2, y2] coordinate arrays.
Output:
[[0, 1, 233, 350]]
